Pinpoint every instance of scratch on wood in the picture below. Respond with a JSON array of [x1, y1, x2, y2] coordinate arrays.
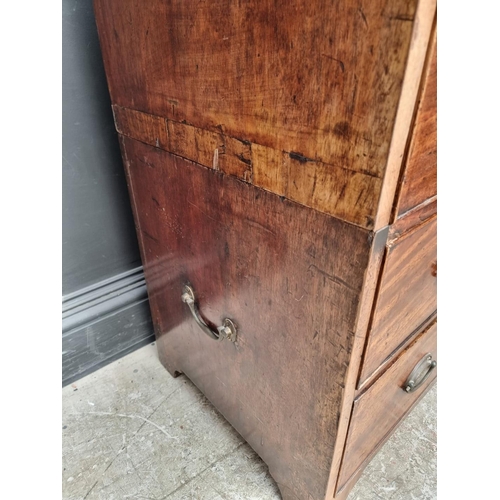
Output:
[[213, 148, 219, 170], [311, 170, 318, 198], [348, 75, 359, 115], [138, 157, 155, 169], [308, 264, 359, 293], [142, 230, 159, 243], [389, 14, 414, 22], [186, 199, 222, 225], [321, 53, 345, 72], [245, 219, 277, 236], [355, 188, 366, 206], [358, 8, 369, 28]]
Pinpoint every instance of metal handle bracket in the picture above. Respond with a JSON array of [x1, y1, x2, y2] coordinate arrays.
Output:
[[404, 353, 437, 393], [181, 284, 237, 342]]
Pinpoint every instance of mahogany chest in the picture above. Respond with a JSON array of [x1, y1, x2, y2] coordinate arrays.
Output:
[[94, 1, 437, 498]]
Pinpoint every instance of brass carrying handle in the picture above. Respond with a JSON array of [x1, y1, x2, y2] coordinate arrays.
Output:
[[404, 353, 437, 393], [181, 284, 237, 342]]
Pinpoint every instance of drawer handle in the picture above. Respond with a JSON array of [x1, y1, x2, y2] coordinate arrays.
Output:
[[404, 353, 437, 393], [181, 284, 237, 342]]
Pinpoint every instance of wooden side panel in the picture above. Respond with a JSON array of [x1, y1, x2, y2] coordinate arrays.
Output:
[[396, 30, 437, 218], [95, 0, 417, 176], [94, 0, 425, 228], [120, 136, 372, 500], [359, 216, 437, 387], [337, 321, 437, 494]]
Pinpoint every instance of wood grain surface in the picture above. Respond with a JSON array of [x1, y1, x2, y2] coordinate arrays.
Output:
[[374, 2, 436, 230], [389, 196, 437, 240], [337, 320, 437, 493], [113, 104, 381, 227], [325, 225, 389, 500], [358, 216, 437, 388], [120, 136, 374, 500], [93, 1, 439, 497], [94, 0, 427, 229], [395, 28, 437, 218]]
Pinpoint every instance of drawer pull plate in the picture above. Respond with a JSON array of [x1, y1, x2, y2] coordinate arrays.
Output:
[[404, 353, 436, 392], [181, 285, 237, 342]]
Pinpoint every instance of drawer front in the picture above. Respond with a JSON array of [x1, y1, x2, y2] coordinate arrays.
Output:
[[120, 136, 372, 500], [359, 216, 436, 386], [337, 321, 437, 494], [396, 29, 437, 218]]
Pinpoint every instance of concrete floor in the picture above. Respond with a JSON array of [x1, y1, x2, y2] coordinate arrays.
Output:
[[62, 343, 437, 500]]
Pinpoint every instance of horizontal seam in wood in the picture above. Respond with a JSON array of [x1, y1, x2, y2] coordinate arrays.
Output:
[[356, 312, 437, 395], [113, 105, 383, 180], [336, 378, 436, 494], [118, 133, 377, 234], [387, 211, 436, 246], [395, 194, 437, 222]]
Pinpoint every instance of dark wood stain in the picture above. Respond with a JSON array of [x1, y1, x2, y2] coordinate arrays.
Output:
[[120, 136, 372, 500], [289, 151, 314, 164]]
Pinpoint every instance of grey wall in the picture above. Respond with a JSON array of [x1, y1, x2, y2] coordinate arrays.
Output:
[[62, 0, 153, 386], [62, 0, 140, 294]]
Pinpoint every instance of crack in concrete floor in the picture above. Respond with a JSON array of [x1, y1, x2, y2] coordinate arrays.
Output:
[[62, 343, 436, 500]]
